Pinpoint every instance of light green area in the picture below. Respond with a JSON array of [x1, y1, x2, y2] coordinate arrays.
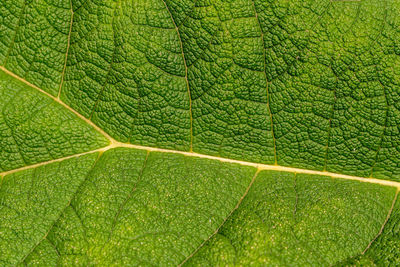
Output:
[[0, 153, 99, 266], [186, 171, 397, 266], [1, 148, 397, 266], [337, 197, 400, 266], [18, 148, 256, 266], [0, 70, 108, 172], [1, 0, 400, 266]]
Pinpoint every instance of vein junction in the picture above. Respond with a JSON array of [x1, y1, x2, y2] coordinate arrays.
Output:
[[0, 65, 399, 190]]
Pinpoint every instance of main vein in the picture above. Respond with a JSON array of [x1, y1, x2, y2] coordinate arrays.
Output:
[[1, 139, 400, 189], [1, 66, 400, 189]]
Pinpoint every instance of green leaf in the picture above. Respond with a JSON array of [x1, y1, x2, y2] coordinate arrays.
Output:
[[1, 0, 400, 265]]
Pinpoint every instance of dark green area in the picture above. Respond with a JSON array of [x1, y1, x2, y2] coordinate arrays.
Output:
[[2, 0, 400, 179]]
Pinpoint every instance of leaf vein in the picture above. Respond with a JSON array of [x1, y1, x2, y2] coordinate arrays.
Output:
[[250, 0, 278, 164], [178, 169, 260, 266], [161, 0, 193, 151]]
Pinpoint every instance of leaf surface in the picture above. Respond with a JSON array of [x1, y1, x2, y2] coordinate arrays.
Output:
[[1, 0, 400, 266]]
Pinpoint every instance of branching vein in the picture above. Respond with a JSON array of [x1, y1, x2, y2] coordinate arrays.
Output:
[[1, 67, 400, 189], [178, 169, 261, 266], [362, 189, 399, 254]]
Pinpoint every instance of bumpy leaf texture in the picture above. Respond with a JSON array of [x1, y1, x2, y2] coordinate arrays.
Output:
[[1, 0, 400, 266]]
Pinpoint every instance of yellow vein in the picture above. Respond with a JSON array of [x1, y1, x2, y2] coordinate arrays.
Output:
[[58, 0, 74, 98], [0, 147, 107, 177], [0, 65, 114, 143], [178, 169, 261, 266], [1, 66, 400, 190], [162, 0, 194, 152], [362, 189, 399, 254], [2, 139, 400, 189], [113, 142, 400, 189], [250, 0, 278, 164]]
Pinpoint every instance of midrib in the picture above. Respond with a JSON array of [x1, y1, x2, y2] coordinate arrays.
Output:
[[1, 65, 400, 190]]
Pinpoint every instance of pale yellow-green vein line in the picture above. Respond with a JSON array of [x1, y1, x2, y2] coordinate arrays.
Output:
[[362, 189, 399, 254], [178, 169, 261, 266], [0, 65, 115, 144], [1, 66, 400, 191]]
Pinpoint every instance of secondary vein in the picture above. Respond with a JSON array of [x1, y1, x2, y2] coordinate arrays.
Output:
[[0, 66, 115, 143], [362, 189, 399, 254], [178, 169, 261, 266], [88, 1, 119, 119], [161, 0, 194, 152], [18, 151, 104, 265], [58, 0, 74, 99]]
